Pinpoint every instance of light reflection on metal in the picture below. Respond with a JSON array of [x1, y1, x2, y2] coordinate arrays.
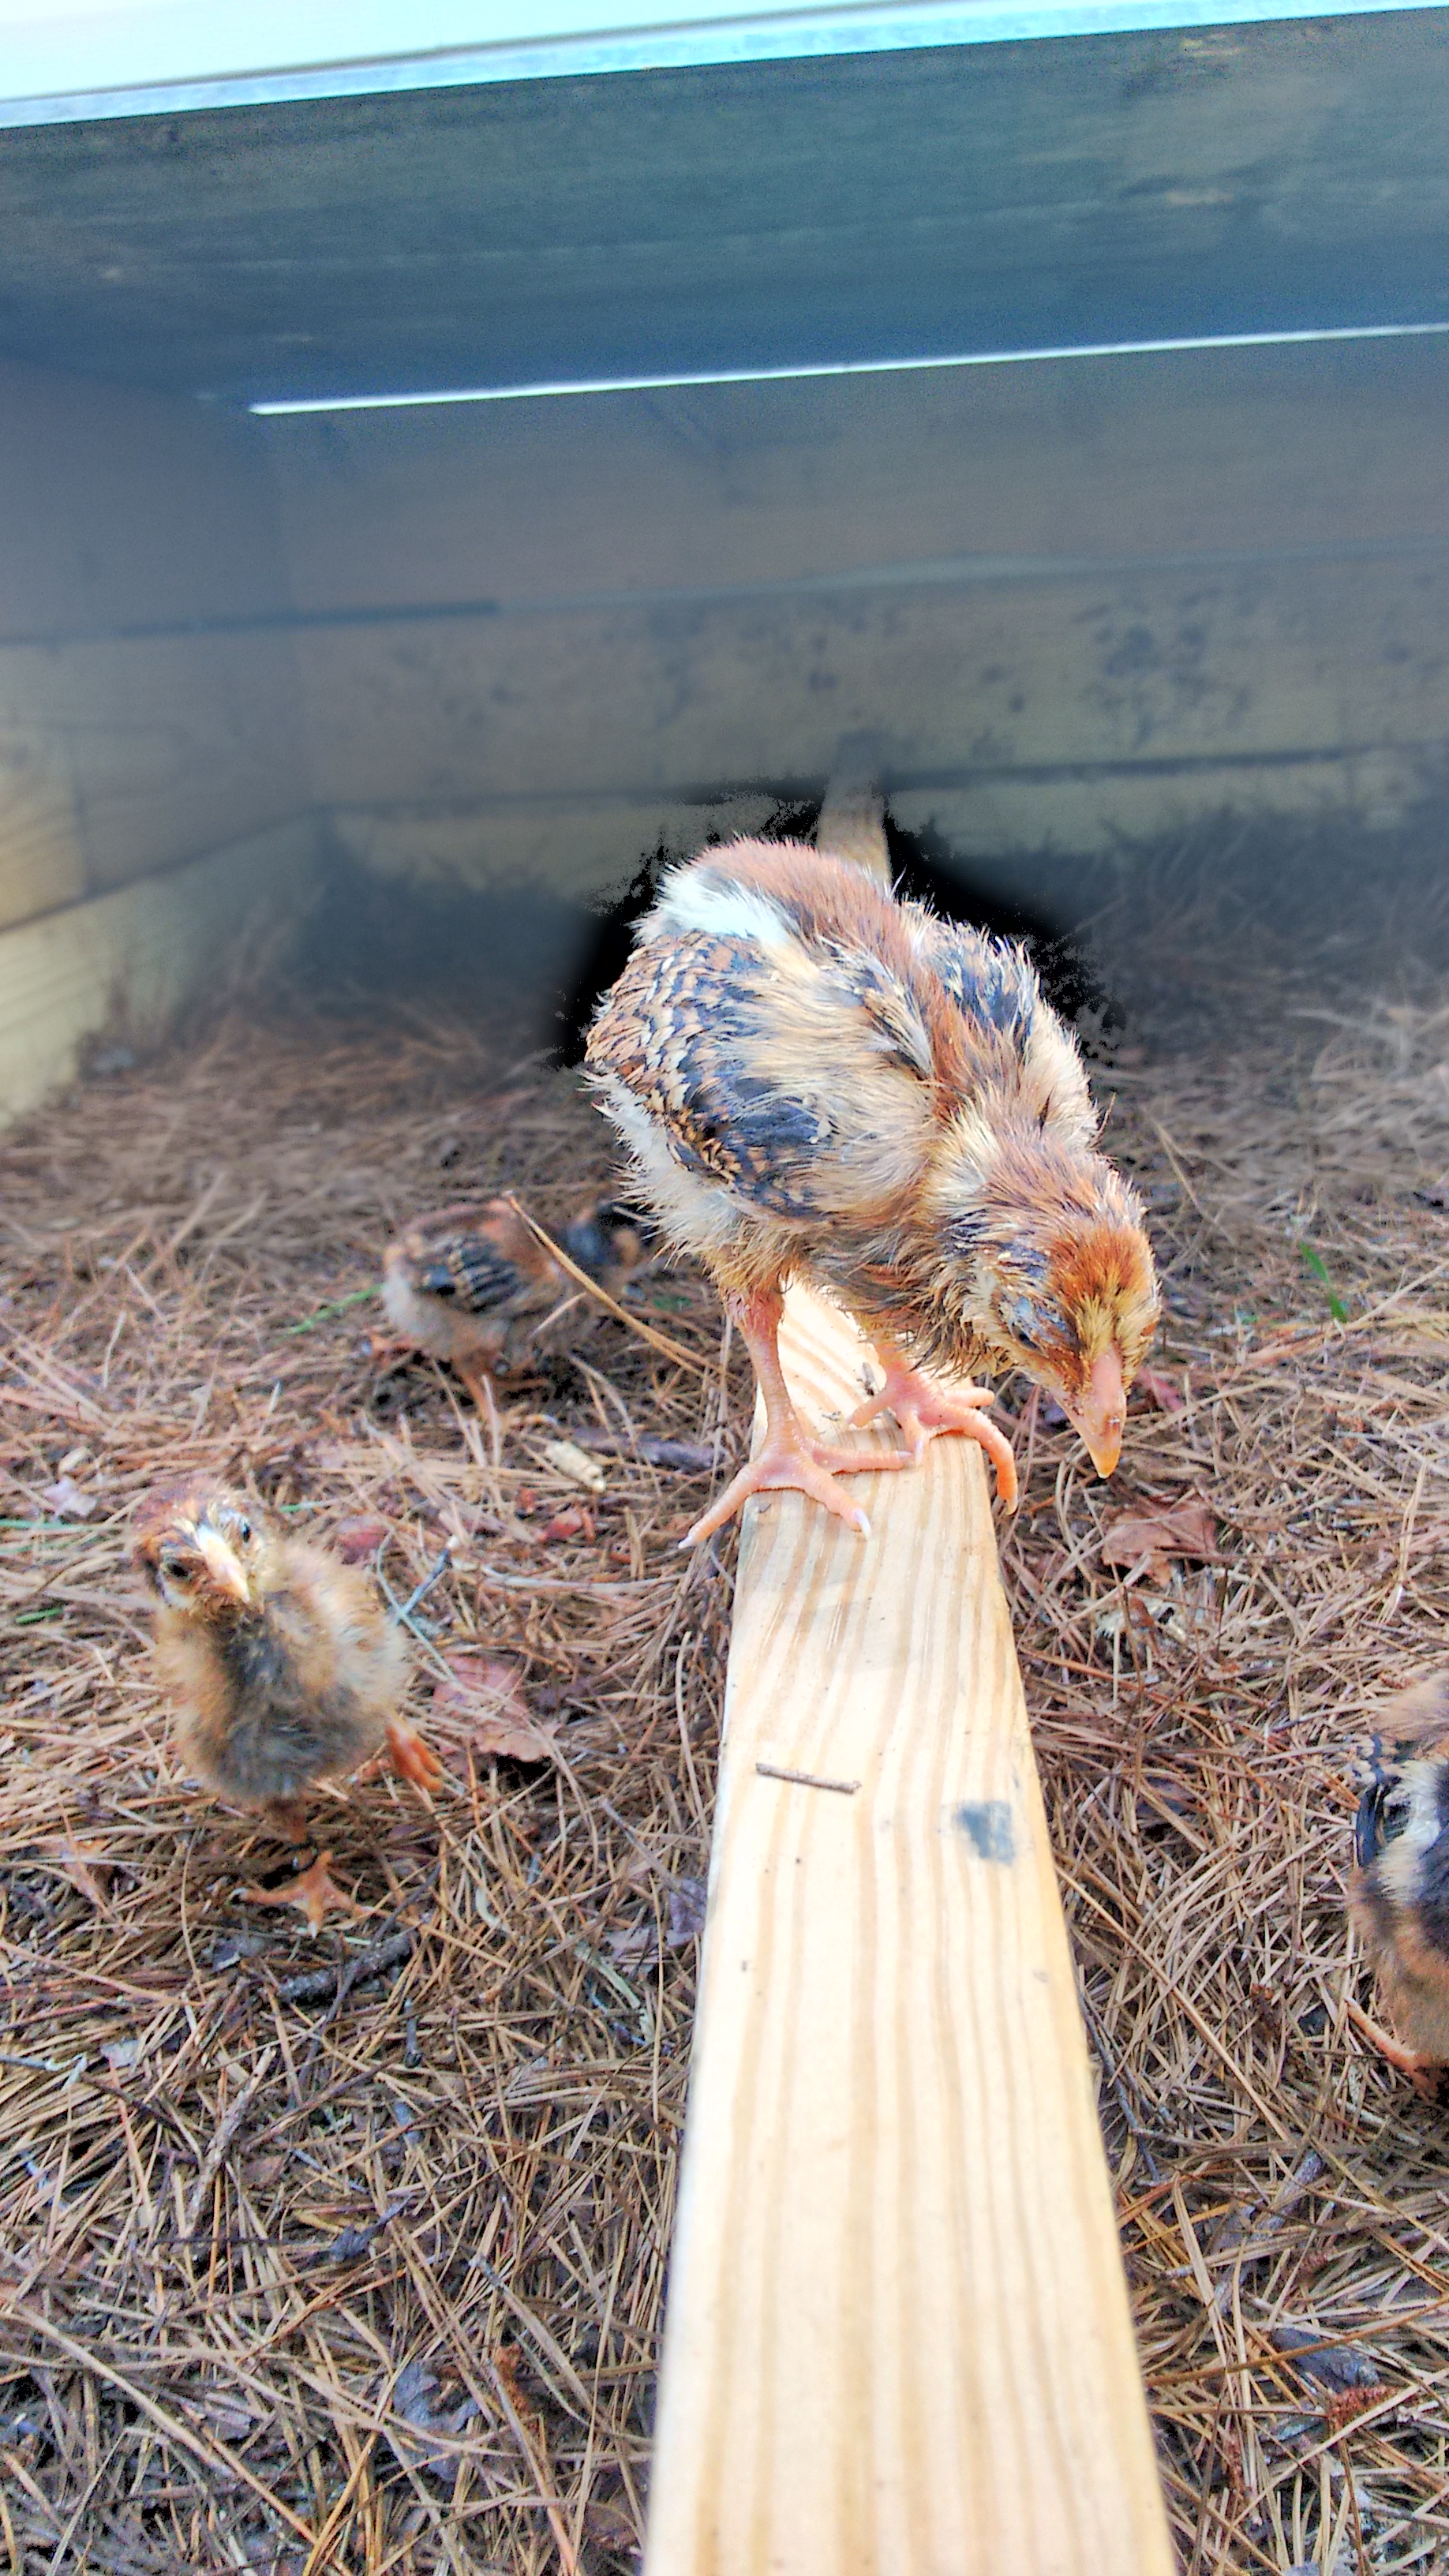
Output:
[[250, 321, 1449, 417]]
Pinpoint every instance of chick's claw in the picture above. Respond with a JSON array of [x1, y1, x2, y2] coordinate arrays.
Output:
[[683, 1423, 911, 1547], [385, 1716, 446, 1794], [852, 1361, 1019, 1511], [244, 1851, 370, 1936]]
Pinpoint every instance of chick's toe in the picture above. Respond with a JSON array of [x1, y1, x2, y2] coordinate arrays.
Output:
[[851, 1356, 1018, 1509], [244, 1852, 370, 1936], [385, 1715, 447, 1794]]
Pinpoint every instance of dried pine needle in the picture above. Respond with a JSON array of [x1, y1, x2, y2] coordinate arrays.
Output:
[[0, 1004, 739, 2573]]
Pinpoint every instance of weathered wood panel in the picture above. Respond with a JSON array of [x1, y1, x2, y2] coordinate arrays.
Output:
[[0, 818, 321, 1122], [0, 357, 311, 932], [256, 348, 1449, 875]]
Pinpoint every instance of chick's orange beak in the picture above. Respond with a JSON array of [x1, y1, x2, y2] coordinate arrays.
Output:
[[1066, 1349, 1126, 1478], [196, 1526, 253, 1605]]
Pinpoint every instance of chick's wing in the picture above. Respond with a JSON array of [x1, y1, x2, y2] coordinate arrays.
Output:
[[916, 919, 1095, 1143], [917, 920, 1037, 1034], [589, 927, 934, 1222], [417, 1233, 529, 1312], [405, 1204, 552, 1315]]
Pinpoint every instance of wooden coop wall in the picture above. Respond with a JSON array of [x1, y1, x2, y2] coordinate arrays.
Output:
[[2, 328, 1447, 1120], [260, 334, 1449, 906], [0, 354, 319, 1119]]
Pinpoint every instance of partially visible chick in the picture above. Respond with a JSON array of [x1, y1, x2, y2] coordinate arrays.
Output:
[[1348, 1675, 1449, 2093], [380, 1196, 648, 1410], [587, 836, 1159, 1542], [133, 1484, 443, 1930]]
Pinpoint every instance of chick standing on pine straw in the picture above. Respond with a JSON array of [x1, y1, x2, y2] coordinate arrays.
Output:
[[380, 1194, 649, 1412], [1348, 1674, 1449, 2093], [586, 836, 1159, 1543], [133, 1484, 444, 1930]]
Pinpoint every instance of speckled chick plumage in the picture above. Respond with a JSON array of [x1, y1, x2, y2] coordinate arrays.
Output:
[[1350, 1676, 1449, 2069], [381, 1196, 646, 1381], [133, 1484, 410, 1816], [586, 837, 1159, 1440]]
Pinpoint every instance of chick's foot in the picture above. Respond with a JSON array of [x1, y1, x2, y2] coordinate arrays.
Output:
[[852, 1354, 1018, 1511], [683, 1413, 910, 1546], [385, 1716, 446, 1794], [245, 1851, 370, 1937], [686, 1282, 915, 1546], [1345, 1995, 1443, 2098]]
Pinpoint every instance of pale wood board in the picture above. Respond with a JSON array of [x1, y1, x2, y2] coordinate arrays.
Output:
[[0, 819, 322, 1125], [818, 735, 890, 885], [646, 1288, 1172, 2575], [0, 736, 85, 931]]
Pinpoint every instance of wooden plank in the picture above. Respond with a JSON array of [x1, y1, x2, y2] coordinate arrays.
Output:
[[646, 1288, 1172, 2576], [817, 734, 889, 884]]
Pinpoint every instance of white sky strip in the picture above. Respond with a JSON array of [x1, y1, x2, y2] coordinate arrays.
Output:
[[249, 321, 1449, 416], [1, 0, 1445, 126]]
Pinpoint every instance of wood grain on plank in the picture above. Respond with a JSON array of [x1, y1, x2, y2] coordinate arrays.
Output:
[[646, 1287, 1171, 2576]]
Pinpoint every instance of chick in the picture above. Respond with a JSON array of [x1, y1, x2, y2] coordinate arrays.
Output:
[[586, 836, 1159, 1544], [380, 1196, 648, 1410], [1347, 1676, 1449, 2092], [133, 1484, 443, 1929]]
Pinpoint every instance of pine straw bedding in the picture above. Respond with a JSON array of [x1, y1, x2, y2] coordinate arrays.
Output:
[[1, 985, 1448, 2570], [1002, 992, 1449, 2576], [0, 1013, 735, 2575]]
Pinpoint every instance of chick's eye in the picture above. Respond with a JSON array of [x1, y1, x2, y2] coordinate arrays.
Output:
[[238, 1521, 252, 1544], [161, 1556, 191, 1583]]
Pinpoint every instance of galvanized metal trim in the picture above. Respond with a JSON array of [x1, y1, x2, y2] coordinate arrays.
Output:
[[1, 0, 1445, 130], [248, 324, 1449, 417]]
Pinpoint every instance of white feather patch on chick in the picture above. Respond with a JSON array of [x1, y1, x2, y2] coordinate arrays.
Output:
[[380, 1263, 444, 1350], [597, 1080, 746, 1256], [648, 871, 794, 953]]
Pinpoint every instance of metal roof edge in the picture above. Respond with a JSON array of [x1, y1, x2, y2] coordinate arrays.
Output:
[[0, 0, 1443, 130]]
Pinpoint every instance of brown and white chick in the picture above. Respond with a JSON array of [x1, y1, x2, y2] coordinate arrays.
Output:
[[1347, 1676, 1449, 2093], [587, 836, 1159, 1543], [133, 1484, 443, 1930], [380, 1196, 648, 1410]]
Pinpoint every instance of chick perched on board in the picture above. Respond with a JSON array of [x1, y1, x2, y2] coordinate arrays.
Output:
[[587, 835, 1159, 1544], [133, 1485, 443, 1929], [380, 1196, 648, 1410], [1348, 1676, 1449, 2093]]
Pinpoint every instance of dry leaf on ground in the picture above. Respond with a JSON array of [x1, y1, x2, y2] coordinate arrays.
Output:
[[1100, 1497, 1219, 1567], [1135, 1365, 1186, 1413], [432, 1649, 560, 1762], [334, 1516, 389, 1562], [36, 1835, 115, 1911]]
